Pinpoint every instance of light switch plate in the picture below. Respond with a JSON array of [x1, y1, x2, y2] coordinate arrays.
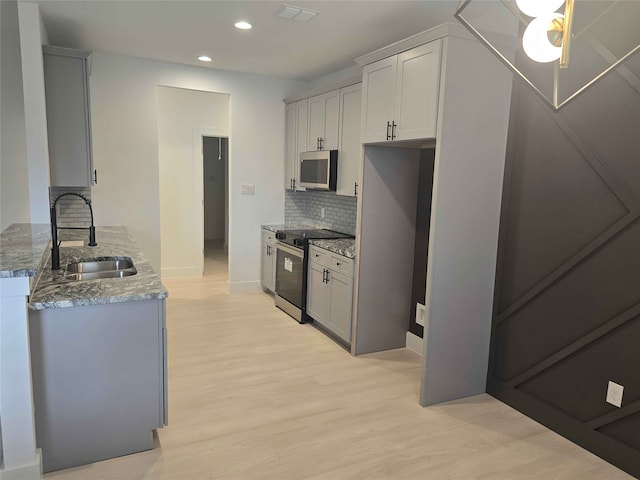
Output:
[[606, 381, 624, 408], [240, 184, 255, 195]]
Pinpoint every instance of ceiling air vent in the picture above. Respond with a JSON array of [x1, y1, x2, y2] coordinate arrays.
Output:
[[277, 4, 318, 22]]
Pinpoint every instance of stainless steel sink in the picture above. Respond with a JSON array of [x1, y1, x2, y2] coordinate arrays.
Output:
[[65, 257, 137, 281]]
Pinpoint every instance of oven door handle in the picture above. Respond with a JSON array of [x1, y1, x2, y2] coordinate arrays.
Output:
[[276, 242, 304, 259]]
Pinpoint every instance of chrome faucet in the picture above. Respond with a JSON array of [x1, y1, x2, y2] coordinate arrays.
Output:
[[50, 192, 97, 270]]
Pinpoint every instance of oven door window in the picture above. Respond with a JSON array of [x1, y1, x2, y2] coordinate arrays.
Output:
[[276, 247, 304, 309]]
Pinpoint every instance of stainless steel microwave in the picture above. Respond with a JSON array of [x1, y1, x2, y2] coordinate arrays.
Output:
[[299, 150, 338, 190]]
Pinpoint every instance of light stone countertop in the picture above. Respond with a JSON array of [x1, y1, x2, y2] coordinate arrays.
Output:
[[309, 238, 357, 259], [0, 223, 51, 278], [29, 226, 167, 310], [261, 223, 315, 233]]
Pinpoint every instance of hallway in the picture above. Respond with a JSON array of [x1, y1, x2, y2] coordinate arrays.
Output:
[[44, 250, 633, 479]]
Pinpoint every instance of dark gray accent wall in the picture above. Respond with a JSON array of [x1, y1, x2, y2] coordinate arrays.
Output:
[[409, 148, 435, 338], [488, 49, 640, 478]]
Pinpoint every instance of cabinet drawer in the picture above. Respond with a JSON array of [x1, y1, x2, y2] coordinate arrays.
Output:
[[261, 229, 276, 244], [309, 245, 330, 267], [331, 255, 354, 277]]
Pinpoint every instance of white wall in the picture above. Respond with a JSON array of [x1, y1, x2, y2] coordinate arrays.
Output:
[[17, 1, 50, 224], [0, 0, 30, 230], [88, 53, 308, 289], [157, 86, 229, 277]]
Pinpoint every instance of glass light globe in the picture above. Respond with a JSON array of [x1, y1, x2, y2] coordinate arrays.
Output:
[[522, 14, 563, 63], [516, 0, 565, 18]]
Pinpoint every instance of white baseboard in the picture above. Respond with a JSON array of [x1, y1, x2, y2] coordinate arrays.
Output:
[[1, 449, 43, 479], [161, 266, 202, 278], [228, 280, 262, 294], [406, 331, 423, 356]]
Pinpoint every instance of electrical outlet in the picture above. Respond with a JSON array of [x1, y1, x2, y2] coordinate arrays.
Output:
[[320, 207, 325, 218], [415, 303, 426, 327], [606, 381, 624, 408]]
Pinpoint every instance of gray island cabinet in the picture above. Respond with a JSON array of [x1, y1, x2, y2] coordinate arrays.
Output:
[[27, 226, 168, 473]]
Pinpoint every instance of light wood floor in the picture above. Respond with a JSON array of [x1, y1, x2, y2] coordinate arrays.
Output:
[[44, 244, 633, 479]]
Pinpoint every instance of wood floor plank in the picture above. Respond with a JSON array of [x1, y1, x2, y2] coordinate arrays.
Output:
[[43, 246, 634, 479]]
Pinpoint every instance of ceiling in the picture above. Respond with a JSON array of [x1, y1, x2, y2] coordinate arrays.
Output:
[[32, 0, 461, 81]]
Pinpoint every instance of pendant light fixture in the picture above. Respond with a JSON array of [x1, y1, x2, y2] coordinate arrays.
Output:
[[454, 0, 640, 111], [517, 0, 575, 68]]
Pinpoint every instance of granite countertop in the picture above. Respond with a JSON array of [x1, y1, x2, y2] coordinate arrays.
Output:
[[29, 226, 167, 310], [309, 238, 357, 259], [0, 223, 51, 278], [261, 223, 315, 233]]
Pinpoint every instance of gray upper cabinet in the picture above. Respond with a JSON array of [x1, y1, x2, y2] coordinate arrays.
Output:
[[336, 83, 362, 197], [307, 90, 340, 152], [361, 40, 441, 143], [284, 100, 307, 191], [43, 45, 95, 187]]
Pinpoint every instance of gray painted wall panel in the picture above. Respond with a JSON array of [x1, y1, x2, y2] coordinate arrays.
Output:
[[420, 36, 513, 406], [354, 146, 420, 355]]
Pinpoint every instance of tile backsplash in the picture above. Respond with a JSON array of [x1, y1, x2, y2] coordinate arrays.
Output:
[[49, 186, 92, 228], [285, 190, 357, 235]]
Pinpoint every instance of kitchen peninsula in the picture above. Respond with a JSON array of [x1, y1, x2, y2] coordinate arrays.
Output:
[[0, 224, 168, 474]]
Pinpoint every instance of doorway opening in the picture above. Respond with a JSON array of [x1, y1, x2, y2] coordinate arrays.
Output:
[[203, 136, 229, 276]]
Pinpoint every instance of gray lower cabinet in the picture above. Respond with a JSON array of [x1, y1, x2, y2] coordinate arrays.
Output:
[[43, 45, 95, 187], [29, 299, 167, 473], [306, 245, 354, 344], [261, 228, 276, 292]]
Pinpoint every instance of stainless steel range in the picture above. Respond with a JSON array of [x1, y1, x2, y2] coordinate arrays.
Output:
[[274, 228, 354, 323]]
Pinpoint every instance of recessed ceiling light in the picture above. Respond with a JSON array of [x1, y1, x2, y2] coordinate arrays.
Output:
[[198, 56, 212, 62], [234, 21, 252, 30]]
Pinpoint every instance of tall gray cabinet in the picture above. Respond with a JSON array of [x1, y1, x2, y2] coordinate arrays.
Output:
[[43, 45, 95, 187], [353, 23, 514, 406]]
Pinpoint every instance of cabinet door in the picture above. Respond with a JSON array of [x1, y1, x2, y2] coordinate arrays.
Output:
[[322, 90, 340, 151], [261, 242, 275, 292], [284, 103, 297, 190], [44, 48, 94, 187], [307, 94, 325, 152], [394, 40, 441, 141], [307, 90, 340, 151], [336, 83, 362, 197], [294, 100, 308, 190], [306, 261, 329, 324], [327, 270, 354, 343], [361, 56, 396, 144]]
